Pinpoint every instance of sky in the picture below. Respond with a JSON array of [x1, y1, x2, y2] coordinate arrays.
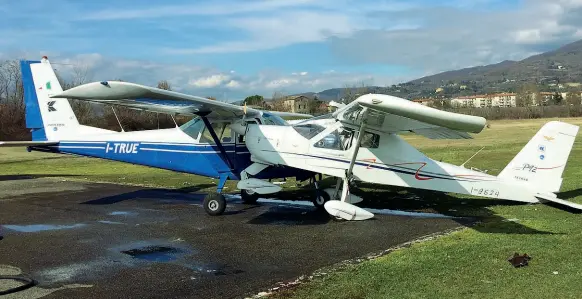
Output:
[[1, 0, 582, 101]]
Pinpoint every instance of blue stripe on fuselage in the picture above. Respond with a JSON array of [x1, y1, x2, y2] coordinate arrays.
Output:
[[37, 141, 239, 179], [30, 141, 314, 182]]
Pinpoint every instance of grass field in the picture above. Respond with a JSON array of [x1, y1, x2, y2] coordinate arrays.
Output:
[[3, 117, 582, 298]]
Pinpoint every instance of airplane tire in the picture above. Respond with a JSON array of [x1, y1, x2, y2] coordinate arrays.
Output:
[[312, 190, 330, 209], [241, 189, 259, 204], [203, 193, 226, 216]]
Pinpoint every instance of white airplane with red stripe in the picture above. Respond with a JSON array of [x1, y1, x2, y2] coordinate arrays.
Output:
[[236, 94, 582, 220]]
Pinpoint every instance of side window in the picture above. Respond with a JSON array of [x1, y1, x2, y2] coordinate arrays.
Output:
[[359, 132, 380, 148], [200, 122, 225, 144], [314, 129, 353, 150], [221, 125, 233, 143]]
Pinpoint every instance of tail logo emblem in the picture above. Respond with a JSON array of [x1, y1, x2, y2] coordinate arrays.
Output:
[[47, 101, 56, 112], [543, 135, 554, 142], [39, 81, 51, 90]]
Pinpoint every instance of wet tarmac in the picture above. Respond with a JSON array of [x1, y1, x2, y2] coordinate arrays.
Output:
[[0, 177, 469, 299]]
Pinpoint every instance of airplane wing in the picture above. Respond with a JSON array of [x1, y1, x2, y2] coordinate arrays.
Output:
[[51, 81, 312, 120], [333, 94, 487, 139]]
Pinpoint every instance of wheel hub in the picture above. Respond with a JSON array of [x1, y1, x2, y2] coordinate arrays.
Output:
[[208, 200, 219, 211]]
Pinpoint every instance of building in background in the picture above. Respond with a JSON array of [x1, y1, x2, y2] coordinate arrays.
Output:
[[283, 95, 311, 113]]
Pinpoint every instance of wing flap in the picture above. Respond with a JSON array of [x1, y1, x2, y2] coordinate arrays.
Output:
[[412, 127, 472, 139]]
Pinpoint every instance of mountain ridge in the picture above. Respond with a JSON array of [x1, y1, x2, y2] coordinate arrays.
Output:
[[289, 39, 582, 102]]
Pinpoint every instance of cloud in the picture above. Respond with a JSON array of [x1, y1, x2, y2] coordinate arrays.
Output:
[[189, 74, 231, 88], [163, 10, 358, 54], [14, 52, 399, 100], [79, 0, 319, 20], [327, 0, 582, 74]]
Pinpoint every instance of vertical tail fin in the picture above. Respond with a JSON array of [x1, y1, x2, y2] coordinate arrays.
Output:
[[497, 121, 579, 193], [21, 57, 80, 141]]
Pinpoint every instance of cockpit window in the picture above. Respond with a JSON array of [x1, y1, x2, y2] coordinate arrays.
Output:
[[292, 123, 326, 139], [314, 128, 354, 150], [262, 113, 288, 126], [179, 117, 204, 139]]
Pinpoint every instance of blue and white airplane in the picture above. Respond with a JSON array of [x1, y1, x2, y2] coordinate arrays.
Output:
[[0, 57, 316, 216]]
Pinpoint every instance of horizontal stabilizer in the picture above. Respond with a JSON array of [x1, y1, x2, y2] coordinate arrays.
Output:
[[535, 193, 582, 211], [0, 141, 58, 147]]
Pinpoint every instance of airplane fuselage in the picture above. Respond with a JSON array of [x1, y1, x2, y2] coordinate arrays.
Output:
[[30, 125, 313, 185], [245, 122, 543, 204]]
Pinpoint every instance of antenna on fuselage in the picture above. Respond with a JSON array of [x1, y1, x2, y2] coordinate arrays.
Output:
[[460, 146, 485, 168], [111, 106, 125, 132]]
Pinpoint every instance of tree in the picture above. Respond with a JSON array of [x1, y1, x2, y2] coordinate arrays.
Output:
[[54, 64, 95, 124], [157, 80, 171, 90], [307, 98, 322, 114], [516, 84, 537, 107], [552, 92, 564, 105], [341, 81, 369, 104], [243, 94, 264, 106], [565, 91, 581, 106], [270, 91, 287, 111]]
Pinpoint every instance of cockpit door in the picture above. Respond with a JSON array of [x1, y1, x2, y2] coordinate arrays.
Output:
[[199, 120, 237, 171]]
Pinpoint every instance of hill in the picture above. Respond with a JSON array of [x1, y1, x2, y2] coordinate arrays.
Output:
[[291, 39, 582, 101]]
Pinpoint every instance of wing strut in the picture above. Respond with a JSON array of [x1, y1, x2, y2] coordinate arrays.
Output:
[[324, 107, 374, 221], [341, 108, 369, 202], [345, 108, 368, 185], [201, 116, 234, 170]]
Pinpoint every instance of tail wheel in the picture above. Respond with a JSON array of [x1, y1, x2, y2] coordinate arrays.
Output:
[[203, 193, 226, 216], [312, 190, 330, 209], [241, 189, 259, 204]]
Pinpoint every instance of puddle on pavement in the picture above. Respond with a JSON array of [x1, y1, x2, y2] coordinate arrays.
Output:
[[108, 211, 136, 216], [121, 246, 182, 262], [97, 220, 124, 225], [2, 224, 86, 233]]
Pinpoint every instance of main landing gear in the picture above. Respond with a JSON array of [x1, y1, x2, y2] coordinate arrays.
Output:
[[203, 193, 227, 216], [203, 173, 229, 217], [311, 174, 330, 209]]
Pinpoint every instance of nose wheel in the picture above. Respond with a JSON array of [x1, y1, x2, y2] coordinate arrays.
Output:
[[312, 189, 330, 209], [203, 193, 227, 216], [241, 189, 260, 204]]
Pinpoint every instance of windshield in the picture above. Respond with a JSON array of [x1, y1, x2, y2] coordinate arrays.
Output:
[[292, 123, 326, 139], [179, 117, 204, 139], [262, 113, 288, 126]]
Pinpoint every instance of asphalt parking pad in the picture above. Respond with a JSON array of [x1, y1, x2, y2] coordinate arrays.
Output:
[[0, 178, 467, 299]]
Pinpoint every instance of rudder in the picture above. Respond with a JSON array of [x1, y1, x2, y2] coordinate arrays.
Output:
[[498, 121, 579, 193]]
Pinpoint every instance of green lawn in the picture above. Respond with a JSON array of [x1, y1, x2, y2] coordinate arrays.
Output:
[[3, 117, 582, 298], [272, 117, 582, 299]]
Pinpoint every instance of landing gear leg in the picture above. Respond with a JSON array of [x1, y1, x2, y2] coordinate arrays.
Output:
[[203, 173, 229, 216], [311, 176, 329, 209]]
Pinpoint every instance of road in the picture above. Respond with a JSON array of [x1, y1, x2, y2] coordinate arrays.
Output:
[[0, 176, 468, 299]]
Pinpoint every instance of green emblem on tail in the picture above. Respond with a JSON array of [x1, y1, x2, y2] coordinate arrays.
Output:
[[46, 81, 51, 90]]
